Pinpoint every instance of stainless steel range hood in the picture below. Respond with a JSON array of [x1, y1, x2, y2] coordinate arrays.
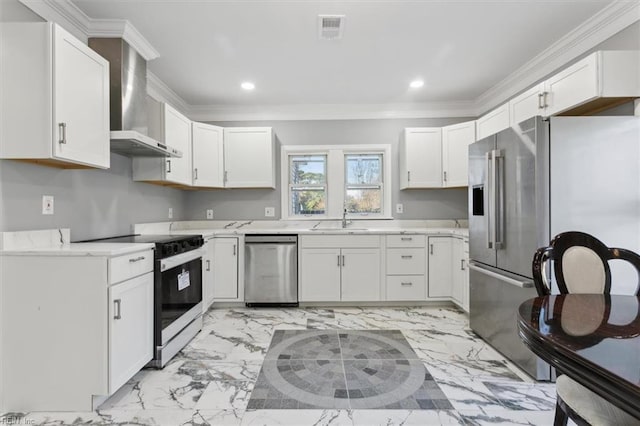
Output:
[[88, 38, 181, 158]]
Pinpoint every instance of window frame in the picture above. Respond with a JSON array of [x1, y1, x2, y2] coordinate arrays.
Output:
[[281, 144, 392, 220], [287, 153, 328, 218], [343, 152, 384, 218]]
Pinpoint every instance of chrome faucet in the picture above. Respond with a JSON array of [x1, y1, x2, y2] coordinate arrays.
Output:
[[342, 208, 349, 228]]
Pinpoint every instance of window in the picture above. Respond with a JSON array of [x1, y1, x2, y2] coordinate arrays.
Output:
[[281, 145, 391, 219], [345, 153, 382, 215], [289, 155, 327, 216]]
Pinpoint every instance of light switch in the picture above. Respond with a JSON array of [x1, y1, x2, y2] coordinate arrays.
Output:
[[42, 195, 54, 215]]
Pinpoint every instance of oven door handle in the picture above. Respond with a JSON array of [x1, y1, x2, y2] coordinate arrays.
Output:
[[161, 247, 206, 271]]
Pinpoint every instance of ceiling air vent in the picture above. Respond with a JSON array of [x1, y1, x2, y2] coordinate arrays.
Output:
[[318, 15, 345, 40]]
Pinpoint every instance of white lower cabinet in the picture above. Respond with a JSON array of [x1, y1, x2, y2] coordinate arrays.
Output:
[[298, 235, 382, 302], [428, 237, 453, 298], [299, 248, 342, 302], [108, 272, 153, 394], [202, 237, 215, 311], [212, 237, 240, 300], [1, 248, 154, 411]]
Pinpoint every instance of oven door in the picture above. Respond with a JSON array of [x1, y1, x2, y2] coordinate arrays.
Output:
[[157, 248, 204, 346]]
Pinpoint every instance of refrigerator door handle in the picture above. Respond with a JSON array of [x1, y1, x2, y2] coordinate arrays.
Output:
[[493, 149, 505, 249], [468, 262, 533, 289], [486, 151, 493, 249]]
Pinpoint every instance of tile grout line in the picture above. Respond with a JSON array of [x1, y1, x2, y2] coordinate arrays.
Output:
[[336, 330, 352, 411]]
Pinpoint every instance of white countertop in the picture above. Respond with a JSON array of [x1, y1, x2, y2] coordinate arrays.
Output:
[[0, 229, 155, 256]]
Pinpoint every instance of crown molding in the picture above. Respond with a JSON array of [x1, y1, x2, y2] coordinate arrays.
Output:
[[87, 20, 160, 60], [475, 0, 640, 115], [147, 72, 190, 114], [19, 0, 159, 60], [187, 102, 477, 122]]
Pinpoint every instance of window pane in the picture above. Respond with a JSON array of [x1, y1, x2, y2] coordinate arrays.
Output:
[[346, 154, 381, 185], [290, 155, 326, 184], [291, 188, 326, 215], [345, 189, 381, 214]]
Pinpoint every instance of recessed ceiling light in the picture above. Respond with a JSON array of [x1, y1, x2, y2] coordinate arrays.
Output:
[[409, 80, 424, 89], [241, 81, 255, 91]]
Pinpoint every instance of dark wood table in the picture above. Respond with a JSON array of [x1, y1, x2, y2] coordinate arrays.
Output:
[[518, 294, 640, 419]]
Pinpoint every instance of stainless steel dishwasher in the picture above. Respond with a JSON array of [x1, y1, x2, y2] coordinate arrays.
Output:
[[244, 235, 298, 307]]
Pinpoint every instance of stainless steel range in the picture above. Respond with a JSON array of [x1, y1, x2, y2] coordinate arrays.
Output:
[[83, 234, 205, 368]]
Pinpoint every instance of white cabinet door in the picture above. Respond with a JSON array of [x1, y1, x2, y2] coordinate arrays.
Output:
[[400, 128, 443, 188], [164, 104, 192, 186], [202, 238, 215, 311], [109, 272, 153, 394], [509, 83, 545, 125], [341, 248, 381, 301], [213, 238, 239, 299], [544, 53, 598, 116], [427, 237, 452, 298], [476, 103, 510, 140], [442, 121, 475, 187], [192, 122, 224, 188], [299, 248, 341, 302], [224, 127, 275, 188], [52, 26, 109, 168]]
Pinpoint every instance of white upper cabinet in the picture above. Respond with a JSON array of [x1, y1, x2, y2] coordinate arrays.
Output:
[[223, 127, 276, 188], [192, 122, 224, 188], [0, 23, 109, 169], [399, 128, 443, 189], [509, 83, 545, 126], [476, 103, 510, 141], [133, 102, 192, 186], [543, 51, 640, 116], [442, 121, 475, 187]]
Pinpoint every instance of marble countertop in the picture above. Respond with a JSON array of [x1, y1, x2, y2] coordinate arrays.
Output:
[[134, 220, 469, 239], [0, 229, 155, 256]]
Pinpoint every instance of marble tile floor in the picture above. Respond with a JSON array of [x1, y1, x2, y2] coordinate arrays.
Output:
[[3, 306, 558, 425]]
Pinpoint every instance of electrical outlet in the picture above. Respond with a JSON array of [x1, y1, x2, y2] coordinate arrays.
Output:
[[265, 207, 275, 217], [42, 195, 54, 215], [168, 207, 173, 219], [396, 203, 404, 214], [206, 209, 214, 219]]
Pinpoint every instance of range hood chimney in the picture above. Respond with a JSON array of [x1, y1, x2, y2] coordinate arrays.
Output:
[[88, 38, 181, 158]]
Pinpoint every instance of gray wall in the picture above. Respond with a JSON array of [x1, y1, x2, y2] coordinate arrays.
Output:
[[0, 154, 188, 241], [186, 118, 471, 220]]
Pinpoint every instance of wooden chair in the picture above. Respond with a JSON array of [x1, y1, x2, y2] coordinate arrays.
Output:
[[532, 231, 640, 426]]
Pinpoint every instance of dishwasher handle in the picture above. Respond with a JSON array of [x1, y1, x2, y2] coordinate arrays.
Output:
[[244, 235, 297, 244]]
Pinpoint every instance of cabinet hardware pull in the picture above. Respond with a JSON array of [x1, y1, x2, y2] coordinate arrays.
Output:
[[128, 256, 145, 263], [233, 244, 236, 256], [337, 255, 341, 267], [543, 91, 548, 108], [400, 237, 412, 241], [401, 255, 413, 259], [342, 255, 345, 266], [537, 92, 545, 109], [461, 259, 465, 270], [407, 171, 411, 182], [194, 168, 198, 180], [58, 122, 67, 144], [430, 244, 434, 255], [401, 282, 412, 286], [114, 299, 121, 320], [206, 259, 211, 271], [166, 159, 172, 173], [444, 171, 447, 182]]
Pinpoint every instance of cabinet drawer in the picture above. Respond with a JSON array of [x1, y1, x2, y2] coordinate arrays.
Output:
[[386, 248, 425, 275], [386, 234, 425, 248], [386, 275, 425, 301], [109, 249, 154, 285], [299, 234, 380, 248]]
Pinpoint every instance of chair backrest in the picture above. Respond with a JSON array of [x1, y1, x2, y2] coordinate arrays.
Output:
[[532, 231, 640, 296]]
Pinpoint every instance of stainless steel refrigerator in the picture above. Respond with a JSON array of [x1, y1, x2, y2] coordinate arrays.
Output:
[[468, 115, 640, 380]]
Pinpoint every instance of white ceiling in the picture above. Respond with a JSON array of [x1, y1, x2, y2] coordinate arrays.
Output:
[[72, 0, 613, 112]]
